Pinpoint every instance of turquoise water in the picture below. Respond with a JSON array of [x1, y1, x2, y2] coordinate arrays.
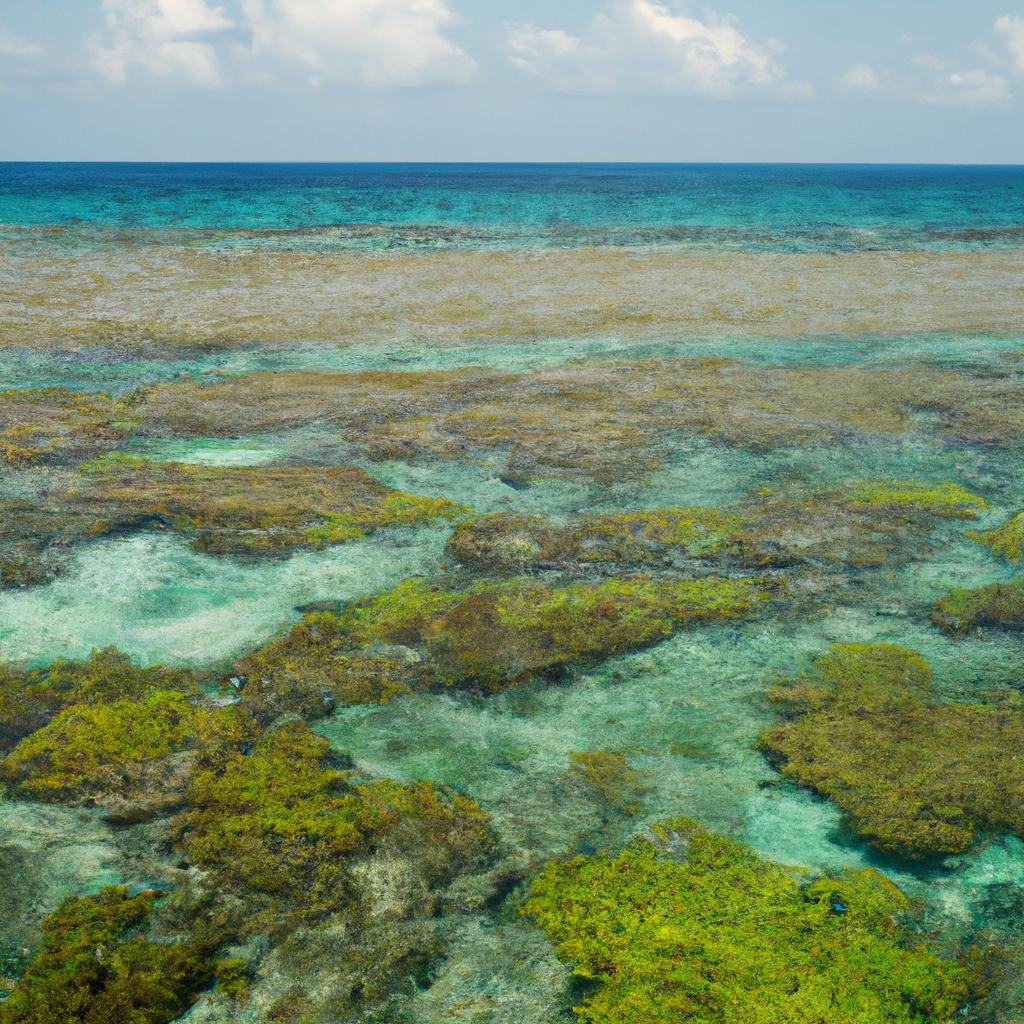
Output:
[[1, 163, 1023, 251], [3, 165, 1024, 1021]]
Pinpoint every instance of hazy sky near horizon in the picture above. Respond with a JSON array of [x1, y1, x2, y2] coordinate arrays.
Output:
[[1, 0, 1023, 162]]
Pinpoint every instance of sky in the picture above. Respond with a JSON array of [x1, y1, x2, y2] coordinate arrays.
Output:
[[0, 0, 1022, 162]]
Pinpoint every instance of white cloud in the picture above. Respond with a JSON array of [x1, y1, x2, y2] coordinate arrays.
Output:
[[995, 15, 1024, 70], [0, 26, 42, 59], [943, 68, 1011, 103], [507, 0, 798, 98], [839, 64, 880, 92], [92, 0, 233, 87], [240, 0, 476, 88]]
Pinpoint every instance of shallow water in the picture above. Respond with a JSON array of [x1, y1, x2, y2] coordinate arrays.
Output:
[[3, 164, 1024, 1021]]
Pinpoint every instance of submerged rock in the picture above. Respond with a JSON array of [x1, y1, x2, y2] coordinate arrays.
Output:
[[760, 643, 1024, 858], [237, 573, 774, 707], [0, 692, 245, 815], [0, 388, 126, 468], [0, 460, 466, 589], [132, 359, 1024, 483], [176, 720, 496, 927], [445, 481, 986, 575], [521, 817, 980, 1024], [0, 886, 213, 1024], [0, 647, 197, 757], [969, 511, 1024, 562], [932, 580, 1024, 634]]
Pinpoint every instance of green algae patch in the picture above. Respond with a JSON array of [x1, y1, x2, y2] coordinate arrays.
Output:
[[761, 643, 1024, 858], [236, 573, 772, 710], [72, 460, 465, 557], [0, 461, 466, 590], [521, 818, 976, 1024], [177, 720, 494, 925], [0, 388, 126, 467], [932, 580, 1024, 634], [234, 617, 414, 724], [841, 480, 987, 518], [303, 491, 468, 546], [968, 511, 1024, 562], [446, 508, 746, 571], [0, 690, 223, 806], [0, 886, 212, 1024], [327, 574, 773, 693], [567, 750, 646, 815], [0, 647, 197, 757]]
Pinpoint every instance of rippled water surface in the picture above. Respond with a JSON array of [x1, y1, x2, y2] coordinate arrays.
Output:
[[2, 164, 1024, 1022]]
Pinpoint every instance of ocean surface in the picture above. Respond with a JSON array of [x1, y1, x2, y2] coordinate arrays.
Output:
[[2, 162, 1024, 250], [1, 164, 1024, 1022]]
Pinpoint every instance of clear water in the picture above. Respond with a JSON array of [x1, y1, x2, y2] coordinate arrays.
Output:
[[2, 164, 1024, 1021], [1, 163, 1023, 251]]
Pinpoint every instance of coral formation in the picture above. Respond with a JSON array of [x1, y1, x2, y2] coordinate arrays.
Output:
[[177, 720, 494, 926], [761, 643, 1024, 857], [0, 461, 465, 589], [241, 574, 772, 701], [968, 511, 1024, 562], [0, 886, 212, 1024], [522, 818, 976, 1024], [932, 580, 1024, 634], [0, 389, 125, 467]]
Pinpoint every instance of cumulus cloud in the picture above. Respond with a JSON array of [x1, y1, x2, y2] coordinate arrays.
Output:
[[239, 0, 476, 88], [0, 27, 42, 59], [507, 0, 801, 98], [839, 64, 881, 92], [92, 0, 233, 86], [995, 15, 1024, 70], [941, 68, 1011, 103]]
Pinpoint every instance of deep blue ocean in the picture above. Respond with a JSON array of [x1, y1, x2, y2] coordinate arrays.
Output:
[[1, 162, 1023, 251]]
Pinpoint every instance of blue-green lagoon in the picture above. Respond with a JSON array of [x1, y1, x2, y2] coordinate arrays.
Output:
[[1, 164, 1024, 1023]]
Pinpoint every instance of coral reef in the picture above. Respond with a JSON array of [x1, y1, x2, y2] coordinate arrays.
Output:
[[932, 580, 1024, 634], [240, 574, 773, 702], [761, 643, 1024, 857], [0, 886, 212, 1024], [522, 818, 976, 1024], [0, 461, 465, 589], [0, 389, 125, 467], [968, 511, 1024, 562], [177, 720, 495, 926]]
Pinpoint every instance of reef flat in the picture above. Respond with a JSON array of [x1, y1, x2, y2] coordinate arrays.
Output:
[[2, 164, 1024, 1023], [2, 246, 1022, 352]]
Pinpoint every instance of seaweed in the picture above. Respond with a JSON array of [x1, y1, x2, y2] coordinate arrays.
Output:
[[760, 643, 1024, 857], [176, 721, 494, 926], [521, 818, 977, 1024], [291, 574, 773, 695], [1, 692, 243, 813], [0, 886, 212, 1024], [0, 647, 197, 757], [968, 511, 1024, 562], [0, 389, 126, 467], [932, 580, 1024, 634]]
